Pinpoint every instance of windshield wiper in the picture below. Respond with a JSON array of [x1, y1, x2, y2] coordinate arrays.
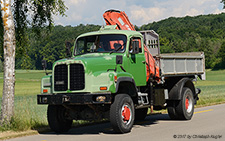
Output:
[[109, 44, 125, 54]]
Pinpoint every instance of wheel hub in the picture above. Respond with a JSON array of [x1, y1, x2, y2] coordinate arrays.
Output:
[[185, 98, 189, 110], [122, 105, 131, 122], [185, 95, 193, 113]]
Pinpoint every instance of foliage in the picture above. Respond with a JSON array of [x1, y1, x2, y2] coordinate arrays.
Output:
[[24, 24, 100, 70], [2, 11, 225, 70], [139, 13, 225, 69], [214, 41, 225, 69], [0, 0, 67, 69], [12, 13, 225, 70], [222, 0, 225, 9]]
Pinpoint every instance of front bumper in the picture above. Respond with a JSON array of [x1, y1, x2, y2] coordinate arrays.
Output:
[[37, 93, 112, 105]]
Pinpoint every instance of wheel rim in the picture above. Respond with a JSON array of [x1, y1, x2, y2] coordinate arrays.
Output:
[[121, 104, 132, 125], [185, 95, 193, 113]]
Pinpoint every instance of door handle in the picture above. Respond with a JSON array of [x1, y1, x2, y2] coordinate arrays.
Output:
[[142, 61, 146, 64]]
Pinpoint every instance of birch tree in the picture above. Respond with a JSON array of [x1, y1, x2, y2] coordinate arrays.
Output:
[[0, 0, 66, 124], [1, 0, 16, 124]]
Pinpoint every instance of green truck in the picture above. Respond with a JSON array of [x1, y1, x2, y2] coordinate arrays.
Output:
[[37, 26, 205, 133]]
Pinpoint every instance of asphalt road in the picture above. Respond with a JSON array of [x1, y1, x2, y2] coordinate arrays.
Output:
[[6, 104, 225, 141]]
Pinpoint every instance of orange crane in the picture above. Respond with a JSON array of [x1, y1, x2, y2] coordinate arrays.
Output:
[[103, 10, 160, 82]]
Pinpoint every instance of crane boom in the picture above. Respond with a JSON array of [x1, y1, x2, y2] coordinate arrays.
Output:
[[103, 10, 135, 30], [103, 10, 160, 81]]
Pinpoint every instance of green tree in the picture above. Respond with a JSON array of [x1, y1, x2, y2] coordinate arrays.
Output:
[[25, 24, 101, 70], [0, 0, 66, 124], [222, 0, 225, 9], [139, 13, 225, 68], [218, 41, 225, 68]]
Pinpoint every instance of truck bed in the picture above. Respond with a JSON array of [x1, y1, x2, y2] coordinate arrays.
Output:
[[159, 52, 205, 80]]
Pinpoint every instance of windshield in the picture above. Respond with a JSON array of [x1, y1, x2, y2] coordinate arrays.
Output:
[[74, 34, 127, 55]]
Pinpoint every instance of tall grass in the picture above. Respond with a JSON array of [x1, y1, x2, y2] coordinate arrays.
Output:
[[195, 69, 225, 106], [0, 70, 48, 132], [0, 96, 48, 131], [0, 69, 225, 132]]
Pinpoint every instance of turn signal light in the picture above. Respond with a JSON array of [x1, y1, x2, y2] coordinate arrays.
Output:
[[43, 89, 48, 93], [114, 76, 117, 82], [100, 87, 107, 90]]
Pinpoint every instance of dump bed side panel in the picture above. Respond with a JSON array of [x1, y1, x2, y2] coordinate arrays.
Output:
[[160, 52, 205, 80]]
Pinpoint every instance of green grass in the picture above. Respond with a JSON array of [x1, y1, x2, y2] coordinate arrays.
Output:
[[195, 69, 225, 106], [0, 69, 225, 132], [0, 95, 48, 131], [0, 70, 48, 131], [0, 70, 46, 96]]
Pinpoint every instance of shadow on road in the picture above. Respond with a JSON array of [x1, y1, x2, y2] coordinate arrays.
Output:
[[41, 113, 170, 135]]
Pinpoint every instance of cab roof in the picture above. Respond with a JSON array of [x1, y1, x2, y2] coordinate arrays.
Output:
[[77, 25, 143, 39]]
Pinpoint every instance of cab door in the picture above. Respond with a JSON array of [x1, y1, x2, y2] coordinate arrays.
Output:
[[127, 37, 146, 86]]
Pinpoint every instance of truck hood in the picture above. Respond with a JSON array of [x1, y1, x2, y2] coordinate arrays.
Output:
[[54, 53, 118, 76]]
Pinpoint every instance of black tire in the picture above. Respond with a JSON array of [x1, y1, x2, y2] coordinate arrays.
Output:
[[47, 105, 73, 133], [110, 94, 135, 133], [167, 100, 179, 120], [167, 87, 194, 120], [135, 108, 148, 120]]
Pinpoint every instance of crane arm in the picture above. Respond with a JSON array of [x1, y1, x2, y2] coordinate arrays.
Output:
[[103, 10, 160, 82], [103, 10, 135, 31]]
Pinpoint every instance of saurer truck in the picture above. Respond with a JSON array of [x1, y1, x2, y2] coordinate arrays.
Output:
[[37, 10, 205, 133]]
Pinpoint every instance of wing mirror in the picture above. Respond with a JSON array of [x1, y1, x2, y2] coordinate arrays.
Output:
[[42, 59, 49, 75], [65, 41, 72, 57], [129, 39, 139, 54]]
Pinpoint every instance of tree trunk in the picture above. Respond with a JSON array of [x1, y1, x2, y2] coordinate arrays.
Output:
[[1, 0, 16, 124]]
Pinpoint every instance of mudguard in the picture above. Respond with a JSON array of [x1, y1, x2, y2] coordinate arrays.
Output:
[[115, 77, 138, 97], [168, 77, 196, 100]]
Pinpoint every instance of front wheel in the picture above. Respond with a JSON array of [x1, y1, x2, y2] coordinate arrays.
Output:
[[110, 94, 135, 133], [47, 105, 73, 133], [167, 87, 194, 120]]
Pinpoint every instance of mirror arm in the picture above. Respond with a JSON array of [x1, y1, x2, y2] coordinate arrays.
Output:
[[42, 60, 49, 75]]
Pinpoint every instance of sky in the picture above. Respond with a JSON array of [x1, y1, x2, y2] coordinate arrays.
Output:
[[54, 0, 225, 26]]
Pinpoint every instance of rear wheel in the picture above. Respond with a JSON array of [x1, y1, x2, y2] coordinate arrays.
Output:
[[47, 105, 73, 133], [167, 87, 194, 120], [110, 94, 134, 133], [167, 100, 178, 120]]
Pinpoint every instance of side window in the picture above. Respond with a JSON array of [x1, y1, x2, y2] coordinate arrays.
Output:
[[76, 40, 85, 54], [129, 37, 142, 54]]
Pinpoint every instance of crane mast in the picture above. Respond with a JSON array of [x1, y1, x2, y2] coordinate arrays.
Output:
[[103, 10, 160, 81]]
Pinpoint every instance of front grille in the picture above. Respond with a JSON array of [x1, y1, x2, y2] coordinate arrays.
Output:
[[54, 64, 68, 91], [54, 64, 85, 91], [70, 64, 85, 90]]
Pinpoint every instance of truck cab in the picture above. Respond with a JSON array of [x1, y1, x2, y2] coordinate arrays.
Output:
[[40, 26, 147, 101]]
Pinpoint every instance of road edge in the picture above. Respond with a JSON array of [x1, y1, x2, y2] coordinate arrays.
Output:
[[1, 102, 225, 140]]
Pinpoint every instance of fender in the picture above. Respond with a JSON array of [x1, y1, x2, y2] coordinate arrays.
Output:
[[115, 77, 138, 97], [168, 77, 196, 100]]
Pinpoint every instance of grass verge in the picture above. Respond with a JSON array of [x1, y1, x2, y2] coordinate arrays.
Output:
[[195, 69, 225, 106]]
